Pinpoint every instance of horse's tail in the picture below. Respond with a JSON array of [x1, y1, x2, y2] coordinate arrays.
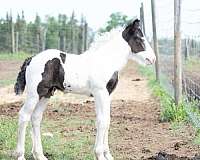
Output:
[[14, 57, 32, 95]]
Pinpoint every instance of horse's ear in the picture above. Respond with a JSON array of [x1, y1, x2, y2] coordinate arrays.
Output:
[[132, 19, 140, 29]]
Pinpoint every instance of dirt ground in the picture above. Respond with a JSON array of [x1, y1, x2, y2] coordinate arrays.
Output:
[[0, 60, 200, 160]]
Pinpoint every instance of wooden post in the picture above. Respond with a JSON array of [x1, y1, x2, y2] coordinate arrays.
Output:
[[36, 33, 40, 53], [10, 12, 15, 54], [174, 0, 182, 105], [15, 31, 19, 53], [140, 2, 146, 36], [59, 31, 66, 52], [80, 24, 84, 53], [42, 28, 46, 51], [184, 39, 189, 60], [84, 22, 88, 51], [151, 0, 160, 82], [79, 16, 85, 54]]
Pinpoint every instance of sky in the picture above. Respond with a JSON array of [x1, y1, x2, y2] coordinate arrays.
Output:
[[0, 0, 200, 37], [0, 0, 142, 29]]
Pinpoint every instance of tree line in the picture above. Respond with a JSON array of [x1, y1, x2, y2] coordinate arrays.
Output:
[[0, 11, 93, 54]]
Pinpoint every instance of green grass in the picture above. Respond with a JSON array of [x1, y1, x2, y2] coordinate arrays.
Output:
[[0, 79, 15, 87], [0, 115, 95, 160], [138, 65, 200, 145], [0, 52, 32, 61], [138, 66, 187, 122], [184, 56, 200, 71]]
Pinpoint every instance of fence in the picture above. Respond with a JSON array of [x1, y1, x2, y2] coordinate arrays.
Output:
[[156, 0, 199, 103], [141, 0, 200, 116], [142, 0, 200, 129]]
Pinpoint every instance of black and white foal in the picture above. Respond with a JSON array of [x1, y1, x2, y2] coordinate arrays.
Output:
[[15, 19, 156, 160]]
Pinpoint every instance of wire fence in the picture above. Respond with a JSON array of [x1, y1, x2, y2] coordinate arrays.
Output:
[[142, 0, 200, 128], [150, 0, 200, 104]]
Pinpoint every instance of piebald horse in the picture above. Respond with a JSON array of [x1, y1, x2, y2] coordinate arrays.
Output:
[[14, 19, 156, 160]]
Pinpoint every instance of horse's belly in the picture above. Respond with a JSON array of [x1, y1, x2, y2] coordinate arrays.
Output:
[[63, 72, 91, 96]]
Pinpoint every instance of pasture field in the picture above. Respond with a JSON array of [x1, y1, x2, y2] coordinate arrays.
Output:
[[0, 56, 200, 160]]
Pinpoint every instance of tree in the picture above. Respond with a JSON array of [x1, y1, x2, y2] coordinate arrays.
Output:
[[45, 16, 59, 49], [58, 14, 68, 51], [0, 11, 93, 54], [99, 12, 132, 33], [15, 11, 27, 52], [69, 11, 77, 53]]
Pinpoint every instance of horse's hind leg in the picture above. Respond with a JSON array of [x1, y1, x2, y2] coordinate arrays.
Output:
[[31, 98, 49, 160], [16, 95, 39, 160]]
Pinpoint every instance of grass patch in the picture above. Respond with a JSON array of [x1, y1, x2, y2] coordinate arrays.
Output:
[[0, 52, 32, 61], [138, 66, 187, 122], [0, 79, 15, 87], [0, 114, 95, 160], [184, 56, 200, 71], [138, 65, 200, 144]]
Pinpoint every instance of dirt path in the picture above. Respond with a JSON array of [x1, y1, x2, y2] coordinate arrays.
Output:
[[0, 61, 199, 159]]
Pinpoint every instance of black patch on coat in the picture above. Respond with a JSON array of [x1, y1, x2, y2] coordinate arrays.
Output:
[[60, 52, 66, 63], [37, 58, 65, 99], [14, 56, 33, 95], [106, 71, 119, 95]]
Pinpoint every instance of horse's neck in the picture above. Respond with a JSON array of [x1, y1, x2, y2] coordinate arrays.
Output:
[[85, 34, 130, 72]]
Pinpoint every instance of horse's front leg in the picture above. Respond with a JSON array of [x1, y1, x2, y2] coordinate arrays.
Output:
[[103, 129, 113, 160], [93, 89, 113, 160]]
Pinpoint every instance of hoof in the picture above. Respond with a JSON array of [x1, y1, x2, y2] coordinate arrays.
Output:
[[17, 156, 26, 160], [33, 154, 48, 160], [14, 151, 26, 160], [104, 152, 114, 160], [33, 153, 48, 160], [97, 156, 107, 160]]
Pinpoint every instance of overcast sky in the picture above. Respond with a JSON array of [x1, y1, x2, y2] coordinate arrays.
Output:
[[0, 0, 200, 37]]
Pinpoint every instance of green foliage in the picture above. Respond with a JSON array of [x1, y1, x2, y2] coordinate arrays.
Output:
[[45, 16, 60, 49], [99, 12, 132, 33], [139, 66, 187, 122]]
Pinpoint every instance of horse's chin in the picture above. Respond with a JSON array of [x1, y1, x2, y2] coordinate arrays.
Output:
[[129, 52, 147, 66], [130, 50, 156, 66]]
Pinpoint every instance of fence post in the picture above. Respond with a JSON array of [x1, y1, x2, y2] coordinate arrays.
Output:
[[174, 0, 182, 105], [184, 39, 189, 60], [151, 0, 160, 82], [10, 12, 15, 54], [15, 31, 19, 53], [84, 22, 88, 51], [41, 28, 46, 51], [36, 33, 40, 53], [140, 2, 146, 36], [59, 30, 66, 52]]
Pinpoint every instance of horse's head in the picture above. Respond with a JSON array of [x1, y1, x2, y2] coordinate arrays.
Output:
[[122, 19, 156, 65]]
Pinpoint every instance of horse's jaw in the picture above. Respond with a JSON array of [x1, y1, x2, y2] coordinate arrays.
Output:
[[128, 50, 156, 66]]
